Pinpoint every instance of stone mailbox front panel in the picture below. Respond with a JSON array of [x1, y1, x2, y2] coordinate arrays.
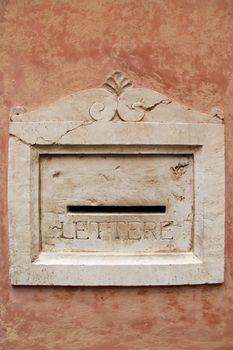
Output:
[[8, 72, 225, 285], [41, 153, 193, 254]]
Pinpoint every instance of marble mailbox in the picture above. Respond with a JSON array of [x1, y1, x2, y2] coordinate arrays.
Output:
[[8, 72, 225, 285]]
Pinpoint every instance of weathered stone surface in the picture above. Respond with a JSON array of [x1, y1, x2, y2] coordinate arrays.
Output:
[[41, 154, 193, 253], [8, 73, 225, 286]]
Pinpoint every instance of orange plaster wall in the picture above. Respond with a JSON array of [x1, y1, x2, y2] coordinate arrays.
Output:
[[1, 1, 233, 349]]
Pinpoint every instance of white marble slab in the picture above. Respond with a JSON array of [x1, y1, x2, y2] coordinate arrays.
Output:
[[8, 72, 225, 285]]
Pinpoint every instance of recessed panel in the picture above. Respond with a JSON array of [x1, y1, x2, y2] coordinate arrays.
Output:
[[40, 154, 194, 254]]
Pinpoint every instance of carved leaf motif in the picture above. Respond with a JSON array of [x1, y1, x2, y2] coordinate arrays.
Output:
[[102, 72, 132, 96]]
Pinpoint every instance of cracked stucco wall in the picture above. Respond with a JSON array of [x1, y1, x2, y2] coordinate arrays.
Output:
[[0, 1, 233, 349]]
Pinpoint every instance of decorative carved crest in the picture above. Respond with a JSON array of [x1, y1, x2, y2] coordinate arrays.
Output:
[[89, 71, 172, 122], [10, 71, 223, 124]]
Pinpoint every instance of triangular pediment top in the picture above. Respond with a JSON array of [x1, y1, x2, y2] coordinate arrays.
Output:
[[10, 72, 223, 124]]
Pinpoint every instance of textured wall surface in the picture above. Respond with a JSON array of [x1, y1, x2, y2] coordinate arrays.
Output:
[[1, 1, 233, 349]]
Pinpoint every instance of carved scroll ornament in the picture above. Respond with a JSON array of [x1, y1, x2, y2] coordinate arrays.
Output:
[[89, 71, 171, 122]]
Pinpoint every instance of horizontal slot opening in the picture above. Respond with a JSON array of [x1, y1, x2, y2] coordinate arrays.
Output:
[[67, 205, 166, 214]]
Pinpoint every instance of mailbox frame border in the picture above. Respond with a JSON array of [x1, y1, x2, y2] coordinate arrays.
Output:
[[8, 121, 225, 285]]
